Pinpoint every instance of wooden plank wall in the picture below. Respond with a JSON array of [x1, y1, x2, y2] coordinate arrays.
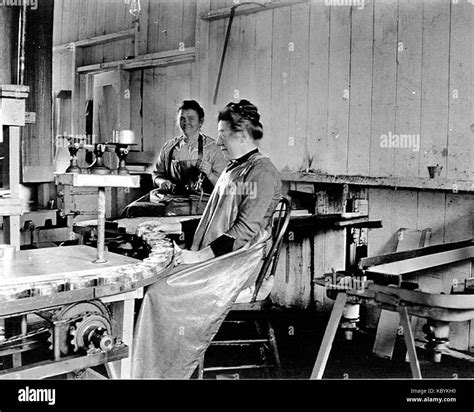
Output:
[[52, 1, 473, 315], [23, 0, 54, 180]]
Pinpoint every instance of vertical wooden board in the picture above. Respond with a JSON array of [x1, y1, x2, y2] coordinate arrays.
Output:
[[165, 64, 193, 144], [307, 1, 330, 173], [196, 0, 211, 111], [103, 2, 119, 63], [77, 0, 88, 41], [287, 2, 310, 172], [237, 13, 256, 102], [129, 70, 143, 151], [367, 188, 394, 256], [269, 8, 291, 170], [444, 193, 473, 243], [168, 0, 185, 51], [391, 189, 418, 238], [182, 0, 197, 48], [147, 0, 160, 54], [215, 13, 240, 109], [325, 5, 351, 175], [82, 0, 99, 65], [312, 231, 328, 310], [141, 68, 158, 152], [369, 0, 397, 176], [253, 9, 272, 157], [60, 0, 72, 44], [206, 18, 226, 129], [114, 1, 128, 61], [447, 0, 473, 180], [416, 191, 446, 245], [419, 0, 450, 178], [393, 0, 423, 177], [156, 0, 172, 53], [53, 0, 63, 46], [94, 0, 108, 64], [347, 0, 373, 175]]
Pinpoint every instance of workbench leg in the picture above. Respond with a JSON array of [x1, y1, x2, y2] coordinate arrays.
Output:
[[310, 292, 347, 379], [108, 299, 135, 379], [398, 306, 422, 379]]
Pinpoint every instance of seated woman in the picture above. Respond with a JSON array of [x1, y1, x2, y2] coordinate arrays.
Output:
[[132, 99, 282, 378], [121, 100, 227, 217]]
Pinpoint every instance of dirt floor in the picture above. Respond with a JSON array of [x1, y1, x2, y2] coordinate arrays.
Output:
[[200, 308, 474, 380]]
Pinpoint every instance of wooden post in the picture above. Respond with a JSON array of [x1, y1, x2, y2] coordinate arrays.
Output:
[[95, 186, 107, 263], [310, 292, 347, 379]]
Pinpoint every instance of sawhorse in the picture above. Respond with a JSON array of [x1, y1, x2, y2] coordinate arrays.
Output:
[[310, 292, 422, 379]]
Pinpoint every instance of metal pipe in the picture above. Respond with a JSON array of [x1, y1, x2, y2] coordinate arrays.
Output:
[[95, 187, 107, 263]]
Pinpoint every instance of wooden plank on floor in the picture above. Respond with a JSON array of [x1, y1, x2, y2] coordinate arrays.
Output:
[[373, 309, 400, 359], [287, 2, 310, 172], [369, 0, 397, 176], [269, 7, 291, 170], [307, 1, 330, 175], [393, 0, 422, 177], [347, 0, 373, 175], [325, 4, 351, 175], [447, 0, 473, 180], [419, 0, 450, 178]]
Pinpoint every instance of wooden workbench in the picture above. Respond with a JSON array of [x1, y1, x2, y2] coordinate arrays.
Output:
[[0, 245, 145, 379]]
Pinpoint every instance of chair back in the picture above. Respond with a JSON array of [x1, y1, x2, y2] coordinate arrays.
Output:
[[250, 197, 291, 302]]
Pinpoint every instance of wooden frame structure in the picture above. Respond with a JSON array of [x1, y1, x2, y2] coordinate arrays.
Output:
[[0, 85, 29, 248]]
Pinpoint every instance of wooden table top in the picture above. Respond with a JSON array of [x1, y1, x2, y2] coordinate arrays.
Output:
[[1, 245, 139, 286]]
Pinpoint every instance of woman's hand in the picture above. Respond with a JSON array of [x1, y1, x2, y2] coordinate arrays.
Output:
[[198, 160, 212, 176], [156, 222, 182, 234], [173, 245, 215, 265]]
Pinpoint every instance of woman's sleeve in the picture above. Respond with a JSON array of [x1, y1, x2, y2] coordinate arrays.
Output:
[[212, 161, 281, 253], [208, 144, 228, 177], [151, 144, 169, 185]]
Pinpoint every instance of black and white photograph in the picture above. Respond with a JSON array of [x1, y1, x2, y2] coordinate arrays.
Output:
[[0, 0, 473, 410]]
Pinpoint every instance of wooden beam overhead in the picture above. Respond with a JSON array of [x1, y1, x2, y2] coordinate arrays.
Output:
[[76, 48, 195, 74], [53, 29, 136, 53], [200, 1, 309, 21]]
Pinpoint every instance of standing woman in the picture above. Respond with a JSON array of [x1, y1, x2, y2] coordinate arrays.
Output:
[[152, 100, 227, 195], [132, 100, 282, 378]]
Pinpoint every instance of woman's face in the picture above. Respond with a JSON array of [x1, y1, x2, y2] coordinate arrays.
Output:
[[217, 120, 243, 160], [178, 109, 202, 138]]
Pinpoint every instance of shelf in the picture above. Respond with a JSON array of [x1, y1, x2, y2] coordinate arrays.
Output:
[[281, 171, 474, 193], [55, 173, 140, 188]]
